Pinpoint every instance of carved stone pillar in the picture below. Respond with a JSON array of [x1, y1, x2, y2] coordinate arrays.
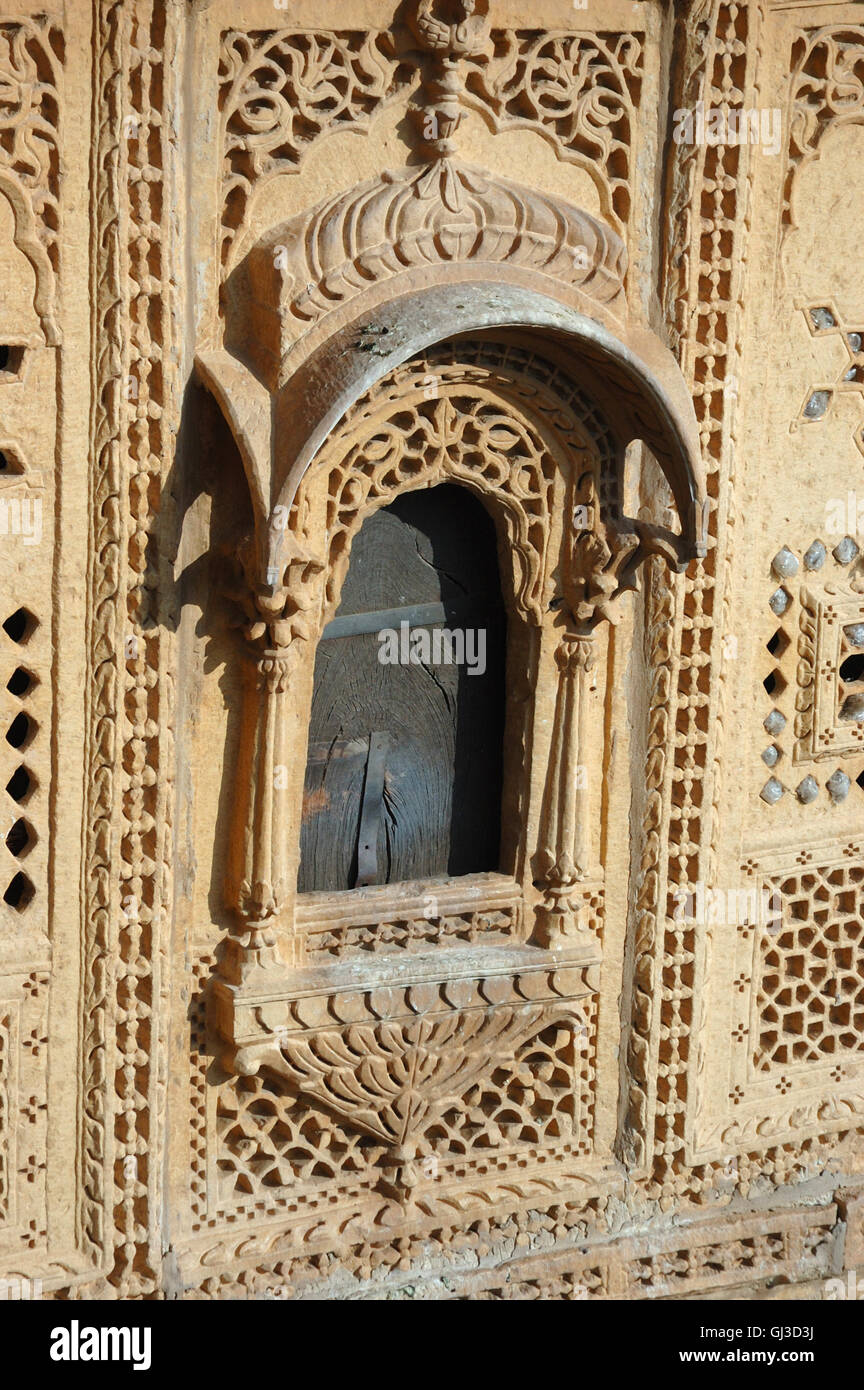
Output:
[[535, 524, 657, 948], [536, 631, 598, 947], [225, 645, 295, 984], [223, 546, 324, 985]]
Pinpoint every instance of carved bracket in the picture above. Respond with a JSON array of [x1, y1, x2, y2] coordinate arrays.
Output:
[[212, 940, 599, 1185]]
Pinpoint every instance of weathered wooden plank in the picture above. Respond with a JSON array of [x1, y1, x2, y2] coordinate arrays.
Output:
[[298, 484, 505, 892]]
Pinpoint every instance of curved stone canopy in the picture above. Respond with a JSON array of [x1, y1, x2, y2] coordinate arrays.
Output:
[[204, 159, 706, 590], [223, 158, 628, 381]]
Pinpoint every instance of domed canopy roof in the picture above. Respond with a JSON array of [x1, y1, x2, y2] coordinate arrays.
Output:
[[206, 157, 705, 591], [225, 158, 628, 379]]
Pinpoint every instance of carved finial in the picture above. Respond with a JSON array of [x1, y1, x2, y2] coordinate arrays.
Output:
[[408, 0, 491, 160], [410, 0, 490, 56]]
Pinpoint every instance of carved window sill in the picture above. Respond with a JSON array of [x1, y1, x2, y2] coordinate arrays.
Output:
[[295, 870, 524, 960], [211, 938, 600, 1154]]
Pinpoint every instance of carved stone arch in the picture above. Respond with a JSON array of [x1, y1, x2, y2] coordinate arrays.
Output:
[[211, 334, 621, 1159], [280, 341, 606, 904], [305, 344, 609, 635], [200, 159, 706, 596], [202, 159, 707, 1184]]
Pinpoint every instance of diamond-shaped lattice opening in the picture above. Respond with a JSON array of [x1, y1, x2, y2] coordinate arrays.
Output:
[[763, 669, 786, 697], [3, 871, 33, 911], [2, 608, 36, 644], [5, 817, 33, 858], [5, 712, 33, 749], [766, 629, 789, 658], [840, 653, 864, 684], [6, 666, 34, 697], [5, 766, 31, 803]]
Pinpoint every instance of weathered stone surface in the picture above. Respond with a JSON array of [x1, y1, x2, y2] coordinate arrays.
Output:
[[1, 0, 863, 1303]]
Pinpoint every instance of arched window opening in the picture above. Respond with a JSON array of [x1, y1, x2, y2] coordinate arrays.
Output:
[[298, 483, 506, 893]]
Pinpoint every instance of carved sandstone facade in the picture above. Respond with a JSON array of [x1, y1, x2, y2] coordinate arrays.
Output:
[[0, 0, 863, 1301]]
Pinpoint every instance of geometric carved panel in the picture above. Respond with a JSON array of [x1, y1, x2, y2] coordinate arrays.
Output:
[[191, 956, 597, 1232], [798, 583, 864, 761], [756, 860, 864, 1070], [759, 539, 864, 805], [690, 840, 864, 1161]]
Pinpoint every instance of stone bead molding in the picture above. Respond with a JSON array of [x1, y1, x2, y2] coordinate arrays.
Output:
[[76, 0, 181, 1297]]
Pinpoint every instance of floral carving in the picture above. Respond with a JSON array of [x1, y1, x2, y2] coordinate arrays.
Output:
[[228, 154, 627, 367], [216, 952, 595, 1186], [218, 29, 414, 268], [218, 23, 644, 274], [782, 27, 864, 242], [463, 31, 643, 226], [320, 374, 565, 628], [0, 16, 62, 341]]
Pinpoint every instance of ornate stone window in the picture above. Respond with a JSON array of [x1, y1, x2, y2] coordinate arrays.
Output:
[[197, 5, 705, 1201]]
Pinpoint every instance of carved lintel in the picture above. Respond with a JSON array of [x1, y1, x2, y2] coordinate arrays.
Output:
[[211, 942, 600, 1168]]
